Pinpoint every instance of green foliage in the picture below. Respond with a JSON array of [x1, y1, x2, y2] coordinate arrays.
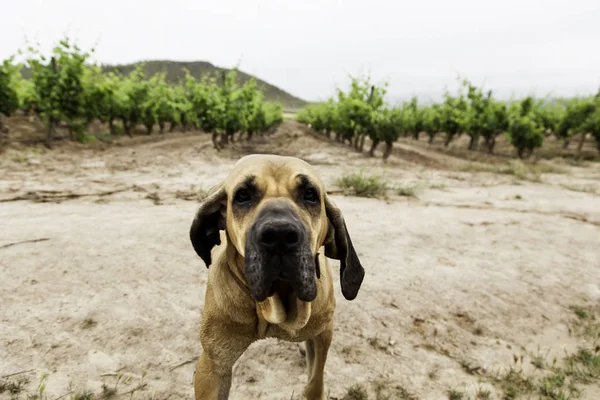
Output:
[[0, 57, 20, 122], [297, 75, 600, 158], [440, 90, 468, 145], [0, 37, 280, 145], [374, 108, 403, 143], [54, 40, 90, 128], [186, 72, 218, 132], [400, 97, 423, 139], [578, 93, 600, 151], [180, 69, 281, 141], [16, 77, 37, 114], [220, 70, 248, 136], [297, 76, 392, 157], [2, 36, 598, 155], [334, 77, 385, 144], [81, 66, 121, 133], [239, 78, 264, 134], [114, 66, 153, 135], [421, 103, 443, 143], [263, 102, 283, 129], [556, 98, 591, 146], [102, 60, 306, 109], [460, 79, 509, 152], [507, 96, 545, 158], [297, 99, 337, 136], [24, 38, 92, 143], [297, 77, 509, 159], [534, 99, 565, 136]]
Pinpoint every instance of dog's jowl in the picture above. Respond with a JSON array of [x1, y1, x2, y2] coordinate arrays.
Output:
[[189, 154, 364, 400]]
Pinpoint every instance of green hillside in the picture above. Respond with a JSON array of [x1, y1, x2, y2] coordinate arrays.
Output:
[[102, 60, 307, 110]]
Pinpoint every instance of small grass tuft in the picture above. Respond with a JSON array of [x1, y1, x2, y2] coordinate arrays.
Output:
[[0, 377, 27, 395], [537, 373, 579, 400], [496, 161, 538, 180], [395, 384, 420, 400], [343, 383, 369, 400], [490, 343, 600, 399], [428, 365, 440, 381], [336, 171, 388, 198], [70, 390, 95, 400], [367, 336, 388, 351], [81, 318, 97, 329], [75, 132, 97, 144], [373, 378, 391, 400], [495, 367, 535, 399], [565, 347, 600, 381], [583, 323, 600, 340], [428, 183, 447, 190], [101, 383, 118, 398], [570, 305, 588, 320], [475, 387, 492, 400], [461, 160, 564, 181], [371, 378, 420, 400], [396, 183, 418, 198], [531, 355, 546, 370], [475, 387, 491, 400], [27, 373, 49, 400], [447, 389, 466, 400], [532, 162, 567, 175], [10, 148, 43, 163], [565, 157, 586, 167], [562, 184, 597, 194], [11, 152, 30, 163]]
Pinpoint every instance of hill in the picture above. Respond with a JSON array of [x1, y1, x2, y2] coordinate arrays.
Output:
[[102, 60, 307, 110]]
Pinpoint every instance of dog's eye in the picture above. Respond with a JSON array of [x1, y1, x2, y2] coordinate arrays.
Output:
[[234, 189, 252, 204], [303, 187, 319, 203]]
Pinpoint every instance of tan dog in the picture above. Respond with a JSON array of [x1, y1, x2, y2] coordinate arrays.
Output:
[[189, 154, 364, 399]]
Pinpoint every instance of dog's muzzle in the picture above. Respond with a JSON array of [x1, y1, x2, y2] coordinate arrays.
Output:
[[244, 203, 317, 303]]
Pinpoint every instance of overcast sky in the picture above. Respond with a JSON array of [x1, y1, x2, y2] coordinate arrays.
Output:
[[2, 0, 599, 103]]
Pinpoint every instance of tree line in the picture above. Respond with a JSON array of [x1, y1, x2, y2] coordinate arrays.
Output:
[[0, 38, 283, 148], [296, 77, 600, 160]]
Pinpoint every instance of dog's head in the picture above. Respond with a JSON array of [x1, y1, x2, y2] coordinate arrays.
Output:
[[190, 154, 364, 303]]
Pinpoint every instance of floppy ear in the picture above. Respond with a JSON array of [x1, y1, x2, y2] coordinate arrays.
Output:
[[324, 196, 365, 300], [189, 184, 226, 268]]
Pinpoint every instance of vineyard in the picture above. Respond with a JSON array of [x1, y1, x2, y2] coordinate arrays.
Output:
[[296, 77, 600, 160], [2, 38, 599, 161], [2, 38, 600, 400], [0, 38, 283, 148]]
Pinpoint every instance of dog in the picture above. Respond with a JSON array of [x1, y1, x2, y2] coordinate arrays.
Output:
[[189, 154, 365, 399]]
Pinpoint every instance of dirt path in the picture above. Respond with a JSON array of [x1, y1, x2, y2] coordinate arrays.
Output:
[[1, 121, 599, 399]]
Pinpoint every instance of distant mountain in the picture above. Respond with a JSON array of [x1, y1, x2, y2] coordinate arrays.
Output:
[[103, 60, 308, 110]]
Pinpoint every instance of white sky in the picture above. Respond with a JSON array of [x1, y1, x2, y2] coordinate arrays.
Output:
[[2, 0, 599, 103]]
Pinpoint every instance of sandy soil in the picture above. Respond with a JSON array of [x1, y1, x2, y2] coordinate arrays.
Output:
[[1, 121, 599, 399]]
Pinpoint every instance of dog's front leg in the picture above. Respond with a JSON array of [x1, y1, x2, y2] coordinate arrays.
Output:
[[194, 351, 237, 400], [194, 321, 253, 400], [303, 324, 333, 400]]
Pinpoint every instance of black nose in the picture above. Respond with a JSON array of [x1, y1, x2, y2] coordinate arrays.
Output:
[[258, 221, 302, 253]]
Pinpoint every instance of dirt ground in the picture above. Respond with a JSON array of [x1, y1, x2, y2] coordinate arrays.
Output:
[[1, 121, 599, 399]]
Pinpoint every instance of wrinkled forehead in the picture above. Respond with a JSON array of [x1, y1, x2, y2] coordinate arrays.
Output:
[[225, 155, 323, 193]]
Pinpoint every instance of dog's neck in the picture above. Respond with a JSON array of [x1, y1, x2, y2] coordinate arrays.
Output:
[[225, 242, 253, 298]]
